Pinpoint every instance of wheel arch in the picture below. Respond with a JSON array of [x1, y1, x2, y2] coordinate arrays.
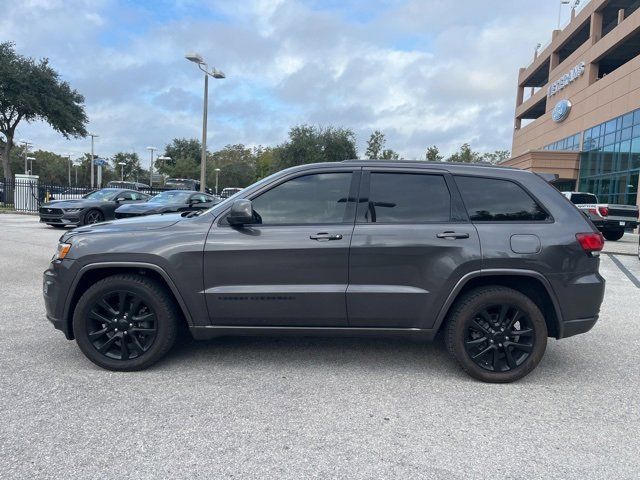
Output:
[[62, 262, 194, 339], [435, 269, 563, 338]]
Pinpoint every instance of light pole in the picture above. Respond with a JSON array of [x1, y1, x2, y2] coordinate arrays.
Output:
[[67, 154, 72, 186], [185, 52, 225, 192], [27, 156, 35, 174], [118, 162, 126, 181], [19, 140, 32, 175], [73, 163, 79, 186], [157, 156, 171, 185], [558, 0, 570, 29], [88, 132, 98, 188], [214, 168, 221, 195], [146, 146, 156, 187]]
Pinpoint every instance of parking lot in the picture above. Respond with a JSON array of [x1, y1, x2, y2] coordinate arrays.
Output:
[[0, 213, 639, 479]]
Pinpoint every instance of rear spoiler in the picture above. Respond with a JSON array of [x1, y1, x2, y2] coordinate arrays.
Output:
[[536, 173, 559, 183]]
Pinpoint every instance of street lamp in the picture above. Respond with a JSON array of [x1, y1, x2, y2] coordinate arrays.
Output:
[[26, 156, 35, 175], [88, 132, 98, 188], [117, 162, 126, 181], [185, 51, 225, 192], [146, 146, 156, 187], [67, 154, 73, 186], [214, 167, 221, 195], [19, 140, 32, 175], [558, 0, 571, 29]]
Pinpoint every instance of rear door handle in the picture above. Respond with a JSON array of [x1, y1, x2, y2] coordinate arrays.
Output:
[[436, 231, 470, 240], [310, 233, 343, 241]]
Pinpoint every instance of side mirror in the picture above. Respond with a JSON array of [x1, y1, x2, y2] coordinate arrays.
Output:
[[227, 199, 253, 226], [115, 197, 126, 203]]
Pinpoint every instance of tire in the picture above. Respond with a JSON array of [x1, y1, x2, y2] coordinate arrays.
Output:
[[602, 229, 624, 241], [445, 286, 547, 383], [72, 274, 179, 371], [83, 209, 104, 225]]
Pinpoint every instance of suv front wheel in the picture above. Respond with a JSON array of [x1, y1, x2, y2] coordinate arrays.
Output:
[[73, 274, 179, 371], [445, 286, 547, 383]]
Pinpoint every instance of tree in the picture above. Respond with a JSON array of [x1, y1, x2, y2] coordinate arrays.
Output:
[[275, 125, 357, 170], [157, 138, 202, 177], [210, 144, 256, 189], [112, 152, 144, 182], [425, 145, 443, 162], [447, 143, 483, 163], [365, 130, 385, 159], [481, 150, 511, 164], [0, 42, 88, 179]]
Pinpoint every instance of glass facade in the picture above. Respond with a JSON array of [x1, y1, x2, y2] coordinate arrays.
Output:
[[543, 133, 581, 151], [578, 108, 640, 205]]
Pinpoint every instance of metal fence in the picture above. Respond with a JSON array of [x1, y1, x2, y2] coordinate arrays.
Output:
[[0, 178, 172, 213]]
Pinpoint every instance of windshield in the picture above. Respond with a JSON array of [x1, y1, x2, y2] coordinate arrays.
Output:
[[571, 193, 598, 204], [149, 191, 191, 203], [83, 189, 117, 201]]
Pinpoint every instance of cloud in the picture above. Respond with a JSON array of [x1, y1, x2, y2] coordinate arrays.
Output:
[[3, 0, 575, 160]]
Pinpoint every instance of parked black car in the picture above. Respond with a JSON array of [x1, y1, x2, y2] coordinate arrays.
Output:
[[115, 190, 220, 218], [39, 188, 150, 228], [43, 161, 605, 382]]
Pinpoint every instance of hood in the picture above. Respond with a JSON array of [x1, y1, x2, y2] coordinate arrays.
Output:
[[42, 199, 100, 209], [115, 202, 165, 214], [62, 213, 183, 240]]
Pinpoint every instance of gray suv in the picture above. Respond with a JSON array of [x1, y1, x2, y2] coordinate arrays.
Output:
[[43, 161, 606, 382]]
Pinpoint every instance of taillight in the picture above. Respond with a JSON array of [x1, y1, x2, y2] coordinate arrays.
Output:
[[588, 208, 597, 215], [597, 206, 609, 217], [576, 233, 605, 253]]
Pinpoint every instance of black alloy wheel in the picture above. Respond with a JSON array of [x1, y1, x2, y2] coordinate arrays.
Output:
[[73, 274, 179, 371], [84, 209, 103, 225], [463, 304, 534, 372], [446, 286, 547, 383], [86, 290, 157, 361]]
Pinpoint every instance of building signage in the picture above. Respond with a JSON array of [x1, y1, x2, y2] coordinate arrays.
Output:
[[548, 61, 585, 97], [552, 99, 572, 123]]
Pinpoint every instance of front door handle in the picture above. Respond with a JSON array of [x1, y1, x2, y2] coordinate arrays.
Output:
[[436, 231, 470, 240], [310, 233, 343, 241]]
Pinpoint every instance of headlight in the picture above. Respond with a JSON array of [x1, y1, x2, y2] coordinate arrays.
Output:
[[64, 208, 83, 213], [53, 242, 72, 261]]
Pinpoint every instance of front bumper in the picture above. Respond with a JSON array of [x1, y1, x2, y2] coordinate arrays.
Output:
[[39, 213, 82, 226], [43, 259, 76, 340]]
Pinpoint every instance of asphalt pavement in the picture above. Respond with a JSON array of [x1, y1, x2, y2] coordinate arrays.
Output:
[[0, 214, 639, 479]]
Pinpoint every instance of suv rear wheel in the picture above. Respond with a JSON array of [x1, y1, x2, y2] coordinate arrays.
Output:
[[73, 274, 179, 371], [445, 286, 547, 383]]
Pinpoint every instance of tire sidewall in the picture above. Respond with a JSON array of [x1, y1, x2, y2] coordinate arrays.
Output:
[[73, 277, 175, 370], [449, 288, 548, 383], [84, 209, 103, 225]]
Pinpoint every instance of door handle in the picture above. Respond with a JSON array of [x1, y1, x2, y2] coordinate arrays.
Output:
[[310, 233, 343, 241], [436, 231, 470, 240]]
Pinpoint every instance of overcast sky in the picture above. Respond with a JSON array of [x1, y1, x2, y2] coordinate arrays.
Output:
[[2, 0, 584, 160]]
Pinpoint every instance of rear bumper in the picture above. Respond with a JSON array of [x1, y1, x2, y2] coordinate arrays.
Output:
[[557, 316, 598, 339], [592, 219, 638, 230]]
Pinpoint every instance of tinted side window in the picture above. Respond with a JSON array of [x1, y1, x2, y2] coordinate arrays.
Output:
[[251, 172, 352, 225], [455, 176, 549, 222], [359, 173, 451, 223]]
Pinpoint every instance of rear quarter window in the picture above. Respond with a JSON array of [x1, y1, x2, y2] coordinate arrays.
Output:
[[454, 176, 549, 222]]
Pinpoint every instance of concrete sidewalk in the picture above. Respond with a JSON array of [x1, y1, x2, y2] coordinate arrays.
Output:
[[603, 233, 638, 256]]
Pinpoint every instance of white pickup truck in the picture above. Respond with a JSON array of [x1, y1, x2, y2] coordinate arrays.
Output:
[[562, 191, 639, 241]]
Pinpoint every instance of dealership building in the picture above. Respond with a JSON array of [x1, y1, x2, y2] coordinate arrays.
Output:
[[504, 0, 640, 209]]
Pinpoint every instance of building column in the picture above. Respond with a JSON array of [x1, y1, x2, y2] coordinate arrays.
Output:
[[618, 9, 625, 25], [590, 11, 603, 45], [586, 61, 599, 84]]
